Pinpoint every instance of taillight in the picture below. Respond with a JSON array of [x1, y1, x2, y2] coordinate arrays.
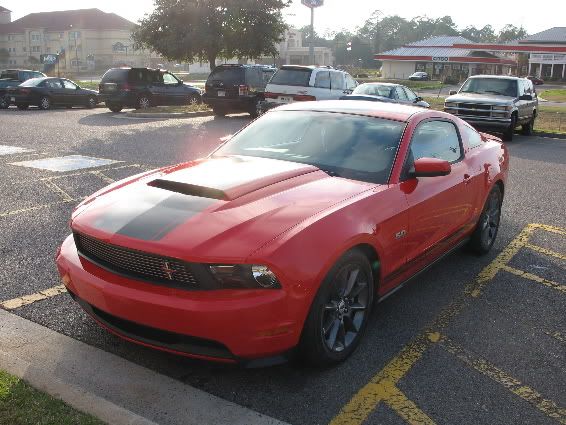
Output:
[[294, 94, 316, 102], [121, 83, 133, 92], [239, 85, 249, 96], [264, 92, 278, 99], [20, 88, 31, 95]]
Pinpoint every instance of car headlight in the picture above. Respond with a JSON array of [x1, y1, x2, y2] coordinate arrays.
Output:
[[492, 105, 512, 111], [444, 102, 457, 108], [209, 264, 281, 289]]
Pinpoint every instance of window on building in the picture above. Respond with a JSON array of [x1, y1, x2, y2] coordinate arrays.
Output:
[[8, 35, 15, 41], [31, 46, 41, 53], [410, 120, 462, 163], [69, 31, 81, 39], [71, 59, 82, 67]]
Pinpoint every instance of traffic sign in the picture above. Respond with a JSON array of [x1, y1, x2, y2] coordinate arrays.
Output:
[[301, 0, 324, 8]]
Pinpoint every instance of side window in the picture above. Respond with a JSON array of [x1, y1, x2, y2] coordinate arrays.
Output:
[[47, 80, 63, 89], [62, 79, 77, 89], [314, 71, 331, 89], [245, 68, 262, 88], [404, 87, 417, 101], [345, 75, 358, 90], [330, 71, 344, 90], [410, 120, 462, 163], [163, 72, 178, 85], [34, 72, 44, 79], [395, 86, 408, 101], [463, 125, 483, 149], [22, 72, 31, 81]]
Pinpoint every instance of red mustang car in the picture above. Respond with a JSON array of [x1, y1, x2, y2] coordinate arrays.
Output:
[[56, 101, 509, 366]]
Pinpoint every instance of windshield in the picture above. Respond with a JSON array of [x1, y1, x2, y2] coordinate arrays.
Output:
[[214, 111, 404, 184], [460, 78, 518, 97], [353, 84, 394, 98], [269, 68, 312, 87], [1, 71, 18, 79], [206, 67, 244, 85]]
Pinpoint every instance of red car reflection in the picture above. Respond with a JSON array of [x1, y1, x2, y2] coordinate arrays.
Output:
[[56, 101, 509, 366]]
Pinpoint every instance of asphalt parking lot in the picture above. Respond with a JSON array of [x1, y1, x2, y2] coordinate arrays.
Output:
[[0, 107, 564, 425]]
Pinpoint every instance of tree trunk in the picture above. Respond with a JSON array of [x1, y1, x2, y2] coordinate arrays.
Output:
[[208, 53, 217, 71]]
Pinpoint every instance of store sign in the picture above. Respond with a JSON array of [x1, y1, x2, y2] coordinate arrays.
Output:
[[301, 0, 324, 8], [432, 56, 449, 62]]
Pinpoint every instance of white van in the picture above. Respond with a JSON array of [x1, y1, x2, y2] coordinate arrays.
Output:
[[261, 65, 358, 112]]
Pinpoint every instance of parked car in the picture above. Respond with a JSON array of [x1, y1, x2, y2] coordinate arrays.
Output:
[[261, 65, 358, 113], [444, 75, 538, 141], [8, 77, 99, 110], [0, 69, 46, 109], [98, 67, 202, 113], [202, 64, 276, 117], [340, 83, 430, 108], [408, 71, 429, 81], [57, 100, 508, 366], [527, 75, 544, 85]]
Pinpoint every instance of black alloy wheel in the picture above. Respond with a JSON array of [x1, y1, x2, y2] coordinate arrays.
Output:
[[87, 96, 97, 109], [137, 95, 151, 110], [187, 94, 201, 105], [300, 249, 374, 366], [468, 185, 502, 254], [39, 96, 51, 110]]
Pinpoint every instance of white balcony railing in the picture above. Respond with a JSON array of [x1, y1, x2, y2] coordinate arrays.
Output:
[[530, 54, 566, 64]]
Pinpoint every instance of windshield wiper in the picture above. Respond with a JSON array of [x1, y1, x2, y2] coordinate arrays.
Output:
[[485, 90, 505, 95]]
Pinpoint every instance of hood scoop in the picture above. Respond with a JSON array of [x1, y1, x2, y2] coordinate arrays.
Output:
[[148, 179, 227, 200]]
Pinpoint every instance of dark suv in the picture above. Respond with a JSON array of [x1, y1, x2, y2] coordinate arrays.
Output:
[[203, 64, 276, 117], [98, 67, 202, 112], [0, 69, 46, 109]]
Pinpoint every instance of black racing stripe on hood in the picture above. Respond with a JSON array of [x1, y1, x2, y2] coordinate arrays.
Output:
[[148, 179, 227, 200], [116, 194, 217, 241]]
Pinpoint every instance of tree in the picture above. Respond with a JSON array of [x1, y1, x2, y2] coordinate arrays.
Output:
[[497, 24, 527, 42], [133, 0, 290, 70]]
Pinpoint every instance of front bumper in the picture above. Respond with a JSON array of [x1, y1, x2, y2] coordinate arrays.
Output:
[[56, 235, 303, 362], [447, 114, 512, 130]]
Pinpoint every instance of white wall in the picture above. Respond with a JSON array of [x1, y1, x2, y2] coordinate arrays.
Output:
[[381, 61, 416, 79]]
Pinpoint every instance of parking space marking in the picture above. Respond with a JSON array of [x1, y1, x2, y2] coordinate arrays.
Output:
[[525, 243, 566, 261], [331, 223, 566, 425], [0, 285, 67, 310], [501, 265, 566, 294], [39, 163, 143, 182], [90, 170, 116, 184], [0, 198, 82, 218], [381, 382, 436, 425], [0, 145, 33, 156], [10, 155, 121, 172], [42, 179, 74, 202], [439, 335, 566, 424]]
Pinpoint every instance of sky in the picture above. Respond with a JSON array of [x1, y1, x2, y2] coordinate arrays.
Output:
[[2, 0, 564, 36]]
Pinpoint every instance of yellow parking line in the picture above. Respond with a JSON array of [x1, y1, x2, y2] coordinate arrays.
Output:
[[0, 198, 81, 218], [90, 170, 116, 184], [0, 285, 67, 310], [501, 265, 566, 294], [525, 243, 566, 261], [42, 179, 74, 202], [439, 336, 566, 424], [383, 383, 436, 425]]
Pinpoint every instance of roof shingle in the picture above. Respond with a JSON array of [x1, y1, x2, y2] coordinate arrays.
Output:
[[518, 27, 566, 43], [0, 8, 135, 34]]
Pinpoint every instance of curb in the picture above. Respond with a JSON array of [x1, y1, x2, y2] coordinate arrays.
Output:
[[0, 309, 289, 425], [124, 110, 214, 119]]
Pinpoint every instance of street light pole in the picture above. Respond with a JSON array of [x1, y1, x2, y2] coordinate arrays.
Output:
[[309, 7, 314, 65]]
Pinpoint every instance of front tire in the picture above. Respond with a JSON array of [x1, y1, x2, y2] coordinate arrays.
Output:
[[0, 95, 9, 109], [300, 249, 374, 366], [39, 96, 51, 110], [187, 94, 201, 105], [86, 96, 97, 109], [468, 185, 502, 255], [503, 114, 516, 141], [521, 112, 535, 135]]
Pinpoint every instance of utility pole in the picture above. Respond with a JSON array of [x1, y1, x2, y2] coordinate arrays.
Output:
[[301, 0, 323, 65]]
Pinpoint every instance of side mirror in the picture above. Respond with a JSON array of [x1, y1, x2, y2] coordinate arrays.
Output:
[[414, 96, 423, 102], [519, 94, 533, 101], [449, 90, 457, 95], [410, 157, 451, 178]]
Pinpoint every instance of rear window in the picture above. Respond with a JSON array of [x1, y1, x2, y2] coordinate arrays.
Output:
[[101, 69, 129, 83], [1, 71, 19, 80], [207, 67, 245, 85], [20, 78, 44, 87], [269, 68, 312, 87]]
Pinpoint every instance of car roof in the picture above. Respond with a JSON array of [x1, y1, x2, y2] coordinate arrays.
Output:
[[468, 74, 523, 81], [273, 100, 432, 121]]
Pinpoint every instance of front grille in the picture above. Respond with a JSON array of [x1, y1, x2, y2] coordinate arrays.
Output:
[[459, 103, 491, 110], [74, 233, 198, 288], [445, 102, 508, 119]]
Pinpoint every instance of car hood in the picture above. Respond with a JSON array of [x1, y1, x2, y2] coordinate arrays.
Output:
[[445, 92, 515, 105], [71, 155, 375, 261]]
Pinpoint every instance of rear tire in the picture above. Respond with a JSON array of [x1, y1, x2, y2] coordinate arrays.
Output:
[[136, 95, 151, 110], [213, 107, 226, 116], [16, 104, 29, 110], [187, 94, 201, 105], [39, 96, 51, 110], [468, 185, 502, 255], [106, 102, 123, 113], [248, 100, 261, 118], [521, 113, 535, 135], [299, 249, 374, 367], [0, 95, 9, 109]]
